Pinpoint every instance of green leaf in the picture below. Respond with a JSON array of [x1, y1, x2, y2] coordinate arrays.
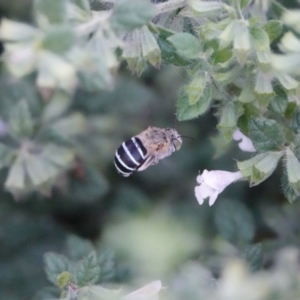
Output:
[[25, 153, 60, 186], [285, 147, 300, 194], [270, 1, 285, 19], [188, 0, 224, 12], [98, 249, 115, 282], [41, 145, 74, 168], [157, 36, 194, 66], [111, 0, 156, 31], [268, 87, 287, 115], [262, 20, 283, 42], [177, 85, 212, 121], [5, 156, 25, 190], [240, 0, 250, 8], [251, 151, 284, 186], [242, 244, 263, 272], [237, 104, 260, 134], [67, 235, 94, 261], [75, 252, 100, 286], [292, 107, 300, 133], [281, 171, 300, 203], [40, 128, 73, 147], [37, 51, 77, 91], [212, 49, 232, 64], [213, 66, 240, 83], [78, 55, 113, 91], [217, 102, 237, 140], [71, 0, 91, 12], [151, 25, 173, 39], [42, 92, 72, 122], [167, 33, 201, 59], [35, 0, 67, 25], [153, 26, 195, 66], [251, 28, 270, 52], [44, 252, 71, 286], [50, 113, 86, 137], [42, 26, 76, 54], [184, 73, 207, 105], [249, 117, 285, 151], [9, 99, 33, 139], [0, 18, 38, 41], [0, 143, 13, 169], [237, 153, 268, 178], [214, 199, 255, 246]]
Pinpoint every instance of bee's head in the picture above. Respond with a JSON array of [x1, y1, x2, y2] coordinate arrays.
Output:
[[166, 128, 182, 152]]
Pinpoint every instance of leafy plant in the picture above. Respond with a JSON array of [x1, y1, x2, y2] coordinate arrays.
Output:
[[1, 0, 300, 299]]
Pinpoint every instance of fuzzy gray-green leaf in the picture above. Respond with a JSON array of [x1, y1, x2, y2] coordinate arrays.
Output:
[[111, 0, 156, 31], [42, 26, 76, 54], [167, 33, 201, 59], [242, 243, 263, 272], [44, 252, 71, 286], [177, 86, 212, 121], [35, 0, 67, 24], [9, 99, 33, 139], [249, 117, 285, 151], [286, 147, 300, 194], [262, 20, 282, 42], [75, 251, 100, 286]]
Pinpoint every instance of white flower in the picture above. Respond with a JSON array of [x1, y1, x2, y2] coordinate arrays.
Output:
[[123, 280, 162, 300], [195, 170, 243, 206], [233, 129, 256, 152]]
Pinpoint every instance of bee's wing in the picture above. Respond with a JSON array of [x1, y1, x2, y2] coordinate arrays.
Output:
[[137, 155, 155, 172]]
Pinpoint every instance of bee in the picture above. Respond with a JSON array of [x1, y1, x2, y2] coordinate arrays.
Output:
[[114, 126, 182, 177]]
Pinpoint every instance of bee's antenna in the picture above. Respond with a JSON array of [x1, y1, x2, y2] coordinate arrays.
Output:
[[173, 114, 177, 129], [179, 135, 196, 140]]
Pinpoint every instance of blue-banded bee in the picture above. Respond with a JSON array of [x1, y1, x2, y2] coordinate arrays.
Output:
[[114, 126, 182, 177]]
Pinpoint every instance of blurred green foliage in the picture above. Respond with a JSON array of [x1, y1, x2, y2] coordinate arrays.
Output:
[[1, 0, 300, 300]]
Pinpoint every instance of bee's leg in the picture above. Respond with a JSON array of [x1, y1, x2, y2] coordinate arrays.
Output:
[[137, 156, 156, 171]]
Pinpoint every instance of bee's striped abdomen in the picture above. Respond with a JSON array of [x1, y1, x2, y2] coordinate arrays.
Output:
[[114, 137, 147, 177]]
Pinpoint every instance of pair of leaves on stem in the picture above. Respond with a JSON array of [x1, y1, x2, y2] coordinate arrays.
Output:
[[44, 235, 115, 288]]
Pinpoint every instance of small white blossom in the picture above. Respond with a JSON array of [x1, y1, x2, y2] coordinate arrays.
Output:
[[123, 280, 162, 300], [195, 170, 243, 206], [233, 129, 256, 152]]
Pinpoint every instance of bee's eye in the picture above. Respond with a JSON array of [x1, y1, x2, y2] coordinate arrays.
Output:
[[172, 138, 182, 151]]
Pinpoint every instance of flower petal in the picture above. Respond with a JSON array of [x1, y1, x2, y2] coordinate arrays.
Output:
[[196, 173, 204, 184], [233, 129, 256, 152], [202, 170, 242, 193], [208, 192, 219, 206], [195, 184, 215, 205]]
